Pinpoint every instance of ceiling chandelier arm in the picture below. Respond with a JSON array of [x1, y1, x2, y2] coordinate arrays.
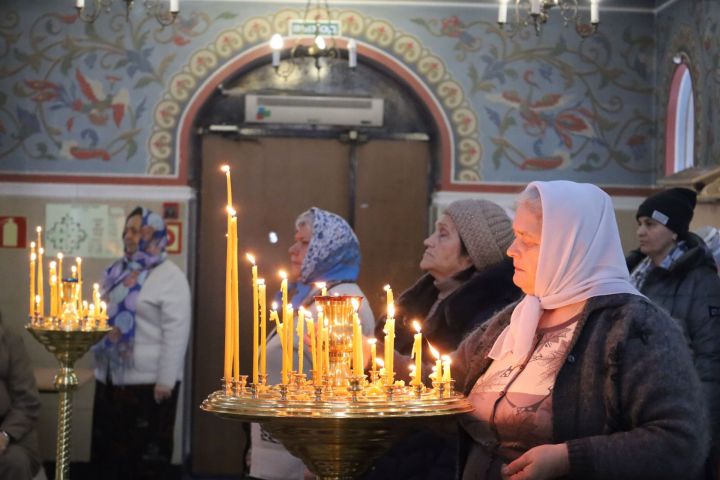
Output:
[[73, 0, 178, 26]]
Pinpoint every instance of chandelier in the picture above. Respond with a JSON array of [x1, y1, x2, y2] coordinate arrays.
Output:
[[269, 0, 357, 78], [497, 0, 599, 37], [74, 0, 179, 26]]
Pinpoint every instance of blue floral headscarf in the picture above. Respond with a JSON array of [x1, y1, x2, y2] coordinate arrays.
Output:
[[93, 207, 168, 378], [285, 207, 361, 308]]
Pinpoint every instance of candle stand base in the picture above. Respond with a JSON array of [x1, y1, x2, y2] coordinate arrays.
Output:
[[26, 325, 110, 480]]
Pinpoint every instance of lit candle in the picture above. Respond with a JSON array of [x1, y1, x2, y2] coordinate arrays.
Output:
[[322, 317, 330, 379], [352, 298, 363, 376], [279, 270, 288, 314], [306, 314, 317, 377], [221, 164, 232, 205], [56, 252, 63, 306], [224, 207, 234, 384], [368, 338, 377, 373], [259, 280, 267, 377], [169, 0, 179, 13], [82, 300, 88, 319], [383, 305, 395, 385], [498, 0, 508, 24], [270, 33, 283, 68], [270, 306, 286, 383], [429, 343, 442, 383], [317, 306, 324, 376], [230, 214, 240, 382], [76, 257, 83, 308], [590, 0, 599, 24], [296, 307, 305, 375], [49, 262, 57, 318], [383, 284, 394, 316], [92, 283, 100, 319], [88, 304, 95, 326], [411, 320, 422, 386], [442, 355, 452, 383], [35, 295, 40, 321], [315, 282, 327, 296], [286, 304, 294, 375], [36, 228, 44, 316], [247, 253, 259, 385], [29, 248, 36, 317], [76, 0, 84, 8], [99, 301, 107, 328]]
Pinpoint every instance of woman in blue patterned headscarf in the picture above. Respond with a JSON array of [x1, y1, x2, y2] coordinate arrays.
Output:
[[250, 207, 375, 480], [90, 206, 191, 480], [94, 207, 168, 378]]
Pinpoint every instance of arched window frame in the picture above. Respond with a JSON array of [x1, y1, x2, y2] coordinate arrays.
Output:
[[665, 59, 695, 176]]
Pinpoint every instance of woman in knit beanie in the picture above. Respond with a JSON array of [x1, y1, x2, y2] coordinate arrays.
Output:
[[364, 199, 521, 480], [627, 187, 720, 476]]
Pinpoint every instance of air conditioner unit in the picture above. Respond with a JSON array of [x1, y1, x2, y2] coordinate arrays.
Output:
[[245, 94, 384, 127]]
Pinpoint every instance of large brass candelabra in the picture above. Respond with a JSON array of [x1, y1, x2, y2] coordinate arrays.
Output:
[[202, 295, 473, 479], [27, 325, 109, 480]]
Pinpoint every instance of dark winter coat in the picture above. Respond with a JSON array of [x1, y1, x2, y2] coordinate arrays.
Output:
[[363, 258, 520, 480], [454, 294, 708, 480], [627, 232, 720, 449]]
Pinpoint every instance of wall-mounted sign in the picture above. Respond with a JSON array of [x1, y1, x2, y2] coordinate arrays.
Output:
[[288, 20, 341, 37], [166, 221, 182, 254], [0, 216, 27, 248]]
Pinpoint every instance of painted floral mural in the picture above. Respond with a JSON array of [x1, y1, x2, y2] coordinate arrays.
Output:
[[0, 1, 697, 187]]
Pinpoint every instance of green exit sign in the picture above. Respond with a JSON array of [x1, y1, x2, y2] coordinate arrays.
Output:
[[288, 19, 341, 37]]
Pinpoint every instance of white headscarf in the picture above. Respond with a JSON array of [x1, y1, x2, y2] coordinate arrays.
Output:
[[488, 181, 642, 363]]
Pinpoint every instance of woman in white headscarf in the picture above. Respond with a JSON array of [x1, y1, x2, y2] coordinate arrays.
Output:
[[452, 181, 708, 480]]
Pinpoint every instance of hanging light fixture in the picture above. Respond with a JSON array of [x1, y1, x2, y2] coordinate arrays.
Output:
[[270, 0, 357, 79], [74, 0, 179, 26], [497, 0, 599, 37]]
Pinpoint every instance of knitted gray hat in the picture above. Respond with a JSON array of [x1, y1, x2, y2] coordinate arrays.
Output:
[[443, 199, 514, 271]]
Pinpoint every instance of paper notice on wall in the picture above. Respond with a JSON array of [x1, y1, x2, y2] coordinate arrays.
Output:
[[44, 204, 126, 258]]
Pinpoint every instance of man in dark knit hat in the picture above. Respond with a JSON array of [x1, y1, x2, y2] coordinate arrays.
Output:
[[627, 187, 720, 477], [365, 198, 522, 480]]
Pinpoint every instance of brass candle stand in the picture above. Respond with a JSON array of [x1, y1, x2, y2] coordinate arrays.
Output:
[[26, 321, 110, 480], [202, 295, 473, 479]]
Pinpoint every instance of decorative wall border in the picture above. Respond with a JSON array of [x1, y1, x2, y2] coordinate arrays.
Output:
[[150, 7, 483, 186]]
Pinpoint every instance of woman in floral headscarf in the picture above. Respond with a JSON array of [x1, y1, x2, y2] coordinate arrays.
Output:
[[91, 207, 191, 480], [249, 207, 375, 480]]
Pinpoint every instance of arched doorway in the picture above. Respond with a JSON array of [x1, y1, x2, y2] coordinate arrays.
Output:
[[189, 52, 439, 475]]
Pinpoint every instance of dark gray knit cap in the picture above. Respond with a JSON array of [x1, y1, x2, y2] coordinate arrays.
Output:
[[443, 199, 514, 271]]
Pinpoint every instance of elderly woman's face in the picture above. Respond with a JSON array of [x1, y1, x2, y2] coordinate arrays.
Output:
[[123, 214, 142, 255], [420, 214, 472, 282], [507, 205, 542, 295], [288, 222, 312, 280]]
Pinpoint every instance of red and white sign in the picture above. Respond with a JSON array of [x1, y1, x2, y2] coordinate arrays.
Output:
[[166, 221, 182, 254], [0, 216, 27, 248]]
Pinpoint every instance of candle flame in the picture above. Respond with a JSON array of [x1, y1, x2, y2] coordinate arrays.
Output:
[[375, 357, 385, 367], [39, 248, 44, 255], [31, 253, 37, 261], [76, 257, 82, 263], [316, 305, 323, 313], [93, 283, 99, 290], [100, 301, 107, 309], [50, 261, 56, 268], [246, 253, 256, 265], [71, 266, 77, 273], [442, 355, 451, 364], [428, 343, 441, 360], [315, 281, 326, 290], [412, 320, 421, 333], [257, 278, 265, 285], [36, 226, 42, 233], [409, 363, 416, 372], [298, 306, 305, 316], [351, 298, 360, 311], [51, 275, 56, 282], [388, 304, 395, 318], [57, 252, 63, 259], [367, 338, 377, 345], [35, 294, 40, 304], [279, 270, 287, 279], [383, 284, 391, 291], [271, 302, 278, 311], [226, 205, 236, 216], [30, 241, 36, 248], [220, 164, 230, 173]]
